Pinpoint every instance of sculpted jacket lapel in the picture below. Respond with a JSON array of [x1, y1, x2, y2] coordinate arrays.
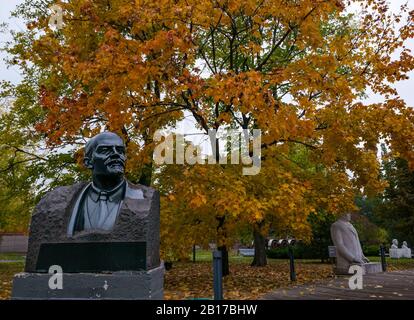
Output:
[[66, 181, 145, 237], [342, 221, 357, 238], [349, 223, 358, 237], [66, 182, 90, 237]]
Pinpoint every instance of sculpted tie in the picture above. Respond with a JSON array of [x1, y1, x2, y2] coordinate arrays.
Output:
[[96, 192, 109, 228]]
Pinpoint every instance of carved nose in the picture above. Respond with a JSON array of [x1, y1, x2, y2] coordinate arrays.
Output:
[[111, 146, 122, 156]]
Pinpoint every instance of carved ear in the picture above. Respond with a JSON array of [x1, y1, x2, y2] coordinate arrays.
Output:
[[83, 157, 93, 169]]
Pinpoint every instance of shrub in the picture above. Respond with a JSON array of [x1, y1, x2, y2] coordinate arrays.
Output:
[[266, 242, 330, 260], [363, 244, 381, 257]]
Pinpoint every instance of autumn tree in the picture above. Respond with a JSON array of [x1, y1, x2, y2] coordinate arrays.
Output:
[[0, 93, 91, 232], [373, 155, 414, 246], [3, 0, 414, 272], [0, 117, 34, 233]]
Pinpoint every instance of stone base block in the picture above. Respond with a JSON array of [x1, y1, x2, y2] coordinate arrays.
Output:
[[11, 264, 164, 300], [334, 262, 383, 275], [362, 262, 383, 274]]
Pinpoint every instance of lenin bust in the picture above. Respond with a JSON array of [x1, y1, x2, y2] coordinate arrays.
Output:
[[24, 132, 160, 273]]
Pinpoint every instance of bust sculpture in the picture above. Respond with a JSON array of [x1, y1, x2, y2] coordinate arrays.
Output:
[[68, 132, 135, 234], [13, 131, 163, 299], [390, 239, 402, 258], [330, 213, 369, 274], [401, 241, 411, 258]]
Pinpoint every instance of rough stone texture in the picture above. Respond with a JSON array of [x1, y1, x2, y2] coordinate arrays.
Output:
[[12, 265, 164, 300], [25, 181, 160, 272]]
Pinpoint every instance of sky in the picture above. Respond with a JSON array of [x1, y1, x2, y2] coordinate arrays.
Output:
[[0, 0, 26, 85], [1, 0, 413, 152]]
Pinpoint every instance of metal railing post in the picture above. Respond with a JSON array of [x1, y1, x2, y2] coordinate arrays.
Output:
[[288, 245, 296, 282], [213, 250, 223, 300], [380, 244, 387, 272], [193, 244, 196, 263]]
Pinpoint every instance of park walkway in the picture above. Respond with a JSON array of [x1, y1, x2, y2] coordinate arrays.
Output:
[[263, 269, 414, 300]]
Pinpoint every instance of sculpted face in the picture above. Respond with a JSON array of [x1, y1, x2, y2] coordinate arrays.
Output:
[[84, 132, 126, 179]]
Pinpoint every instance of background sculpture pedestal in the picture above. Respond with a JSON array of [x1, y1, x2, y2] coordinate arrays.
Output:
[[11, 264, 164, 300]]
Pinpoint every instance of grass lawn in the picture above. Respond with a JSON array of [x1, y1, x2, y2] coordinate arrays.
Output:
[[0, 258, 25, 300], [1, 251, 414, 300]]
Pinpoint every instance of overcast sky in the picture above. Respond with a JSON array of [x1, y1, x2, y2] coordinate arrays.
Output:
[[1, 0, 413, 151]]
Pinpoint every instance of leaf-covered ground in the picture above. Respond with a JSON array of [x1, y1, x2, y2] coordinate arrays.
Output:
[[164, 260, 333, 300], [0, 262, 24, 300], [1, 254, 414, 300], [164, 257, 414, 300]]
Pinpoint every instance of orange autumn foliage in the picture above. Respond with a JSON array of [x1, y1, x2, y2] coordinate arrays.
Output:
[[8, 0, 414, 258]]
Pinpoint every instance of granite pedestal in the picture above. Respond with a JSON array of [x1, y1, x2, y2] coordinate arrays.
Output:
[[12, 264, 164, 300]]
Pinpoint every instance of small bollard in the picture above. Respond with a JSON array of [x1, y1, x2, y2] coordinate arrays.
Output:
[[193, 244, 196, 263], [288, 245, 296, 282], [380, 244, 387, 272], [213, 250, 223, 300]]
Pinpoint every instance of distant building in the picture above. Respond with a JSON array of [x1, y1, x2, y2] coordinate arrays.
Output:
[[0, 233, 28, 253]]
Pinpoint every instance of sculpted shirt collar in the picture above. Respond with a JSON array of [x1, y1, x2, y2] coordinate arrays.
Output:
[[89, 179, 126, 202]]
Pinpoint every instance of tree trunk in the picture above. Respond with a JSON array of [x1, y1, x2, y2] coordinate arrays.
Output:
[[138, 160, 153, 186], [211, 130, 230, 276], [218, 245, 230, 276], [138, 126, 155, 187], [216, 214, 230, 276], [251, 227, 267, 267]]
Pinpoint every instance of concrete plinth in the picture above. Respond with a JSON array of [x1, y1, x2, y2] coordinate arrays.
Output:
[[11, 264, 164, 300], [334, 262, 383, 275], [362, 262, 383, 274]]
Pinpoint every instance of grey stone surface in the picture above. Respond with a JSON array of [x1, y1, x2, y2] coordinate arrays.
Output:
[[25, 181, 160, 272], [12, 264, 164, 300]]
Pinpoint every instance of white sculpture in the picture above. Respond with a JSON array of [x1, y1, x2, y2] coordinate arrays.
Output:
[[330, 213, 382, 274], [389, 239, 401, 258], [402, 241, 412, 258], [389, 239, 411, 258]]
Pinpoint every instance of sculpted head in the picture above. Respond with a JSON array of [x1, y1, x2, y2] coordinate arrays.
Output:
[[84, 132, 126, 181], [392, 239, 399, 246], [339, 212, 352, 222]]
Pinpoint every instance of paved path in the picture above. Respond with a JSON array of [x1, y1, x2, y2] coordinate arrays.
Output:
[[263, 269, 414, 300]]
